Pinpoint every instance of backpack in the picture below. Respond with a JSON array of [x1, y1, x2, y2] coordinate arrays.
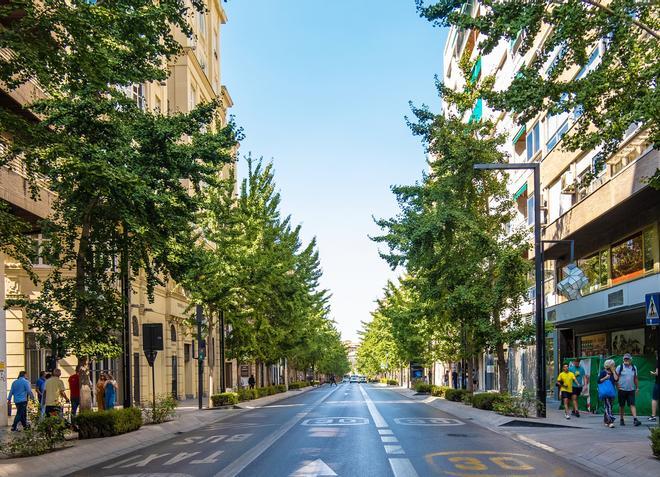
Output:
[[616, 364, 637, 377]]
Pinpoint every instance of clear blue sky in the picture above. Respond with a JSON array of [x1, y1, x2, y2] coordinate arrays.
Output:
[[222, 1, 446, 342]]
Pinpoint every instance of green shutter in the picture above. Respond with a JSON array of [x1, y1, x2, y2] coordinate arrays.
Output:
[[470, 56, 482, 83]]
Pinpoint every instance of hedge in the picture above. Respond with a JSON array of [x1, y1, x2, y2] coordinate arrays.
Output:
[[211, 392, 239, 407], [470, 392, 508, 411], [387, 379, 398, 386], [431, 385, 449, 397], [650, 427, 660, 458], [75, 407, 142, 439], [414, 382, 433, 393], [444, 388, 471, 402]]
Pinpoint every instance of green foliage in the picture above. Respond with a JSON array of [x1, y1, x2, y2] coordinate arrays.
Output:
[[444, 388, 470, 402], [0, 416, 67, 457], [431, 385, 449, 397], [388, 379, 399, 386], [414, 382, 433, 393], [417, 0, 659, 187], [492, 389, 539, 418], [74, 407, 142, 439], [650, 427, 660, 457], [470, 392, 509, 411], [211, 392, 239, 407], [142, 394, 178, 424]]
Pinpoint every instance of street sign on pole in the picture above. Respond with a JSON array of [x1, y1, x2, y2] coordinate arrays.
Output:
[[646, 293, 660, 326]]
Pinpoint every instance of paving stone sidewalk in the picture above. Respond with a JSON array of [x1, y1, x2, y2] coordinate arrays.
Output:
[[0, 386, 314, 477], [390, 386, 660, 477]]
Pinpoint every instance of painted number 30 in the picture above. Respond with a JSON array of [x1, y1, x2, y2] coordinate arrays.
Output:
[[448, 456, 533, 472]]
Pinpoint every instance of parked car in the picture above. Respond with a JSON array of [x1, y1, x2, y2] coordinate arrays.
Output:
[[349, 375, 359, 383], [359, 375, 367, 383]]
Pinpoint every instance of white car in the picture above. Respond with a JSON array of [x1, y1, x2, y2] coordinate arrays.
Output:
[[349, 375, 359, 383], [359, 376, 367, 383]]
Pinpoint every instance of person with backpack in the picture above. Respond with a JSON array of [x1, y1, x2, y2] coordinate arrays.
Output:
[[614, 353, 641, 426], [598, 359, 617, 428]]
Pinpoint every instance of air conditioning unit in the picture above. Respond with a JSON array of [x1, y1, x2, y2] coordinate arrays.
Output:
[[560, 169, 575, 193]]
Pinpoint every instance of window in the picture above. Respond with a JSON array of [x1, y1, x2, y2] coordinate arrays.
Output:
[[132, 316, 139, 337], [542, 43, 567, 79], [30, 234, 50, 266], [197, 11, 206, 36], [129, 83, 145, 110], [189, 83, 197, 111], [526, 122, 540, 160], [526, 195, 535, 226], [643, 227, 657, 271], [154, 95, 162, 113], [545, 95, 570, 151], [575, 47, 601, 81], [578, 249, 609, 294], [611, 233, 644, 284], [170, 324, 177, 342]]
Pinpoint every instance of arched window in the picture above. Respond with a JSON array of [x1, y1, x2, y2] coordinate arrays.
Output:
[[170, 324, 177, 342], [132, 316, 139, 337]]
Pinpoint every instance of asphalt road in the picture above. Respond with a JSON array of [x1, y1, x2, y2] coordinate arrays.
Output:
[[69, 384, 597, 477]]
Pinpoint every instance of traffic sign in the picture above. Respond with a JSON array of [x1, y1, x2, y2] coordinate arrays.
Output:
[[646, 293, 660, 326]]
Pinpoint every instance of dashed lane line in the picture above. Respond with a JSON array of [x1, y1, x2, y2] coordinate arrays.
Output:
[[212, 384, 342, 477], [358, 384, 387, 428], [389, 458, 420, 477]]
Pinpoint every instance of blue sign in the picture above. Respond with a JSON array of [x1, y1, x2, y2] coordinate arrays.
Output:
[[645, 293, 660, 326]]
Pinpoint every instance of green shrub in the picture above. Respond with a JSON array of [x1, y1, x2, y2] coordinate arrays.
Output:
[[431, 385, 449, 397], [462, 391, 474, 405], [277, 384, 286, 393], [212, 392, 239, 407], [444, 388, 469, 402], [237, 388, 256, 401], [289, 381, 309, 390], [492, 390, 539, 418], [470, 392, 508, 410], [75, 407, 142, 439], [414, 382, 433, 393], [650, 427, 660, 457], [1, 416, 67, 457], [387, 379, 398, 386], [142, 393, 178, 424]]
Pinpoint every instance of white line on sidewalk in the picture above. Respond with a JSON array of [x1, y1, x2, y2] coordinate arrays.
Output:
[[358, 385, 388, 428], [389, 458, 420, 477]]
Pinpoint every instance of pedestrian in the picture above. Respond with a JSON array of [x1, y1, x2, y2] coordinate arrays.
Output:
[[35, 370, 46, 404], [44, 368, 69, 418], [451, 370, 458, 389], [96, 373, 107, 410], [614, 353, 641, 426], [248, 374, 256, 390], [556, 363, 578, 419], [7, 371, 34, 431], [104, 372, 117, 410], [472, 368, 478, 390], [598, 359, 617, 428], [68, 365, 81, 417], [568, 358, 586, 417], [444, 370, 449, 386], [648, 357, 659, 422]]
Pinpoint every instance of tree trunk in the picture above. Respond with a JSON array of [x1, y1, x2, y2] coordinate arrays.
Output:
[[493, 310, 508, 392]]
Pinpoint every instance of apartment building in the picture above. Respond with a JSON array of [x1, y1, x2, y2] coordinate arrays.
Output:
[[442, 2, 659, 396], [1, 0, 236, 421]]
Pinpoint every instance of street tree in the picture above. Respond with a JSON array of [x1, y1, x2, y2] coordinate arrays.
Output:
[[416, 0, 659, 186]]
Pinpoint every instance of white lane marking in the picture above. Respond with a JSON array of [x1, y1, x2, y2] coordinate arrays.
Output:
[[301, 417, 368, 426], [226, 433, 251, 442], [191, 451, 223, 464], [163, 452, 200, 465], [213, 383, 341, 477], [384, 445, 405, 455], [358, 384, 388, 428], [389, 458, 420, 477], [381, 436, 398, 443], [122, 453, 170, 467], [102, 455, 143, 469], [394, 417, 463, 426], [290, 458, 337, 476], [378, 429, 393, 435]]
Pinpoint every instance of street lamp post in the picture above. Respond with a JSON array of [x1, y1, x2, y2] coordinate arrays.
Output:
[[473, 162, 546, 417]]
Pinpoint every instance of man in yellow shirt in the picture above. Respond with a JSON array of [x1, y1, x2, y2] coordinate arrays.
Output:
[[44, 368, 70, 418], [557, 363, 578, 420]]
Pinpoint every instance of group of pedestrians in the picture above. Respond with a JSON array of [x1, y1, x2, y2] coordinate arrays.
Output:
[[7, 366, 118, 432], [557, 352, 659, 428]]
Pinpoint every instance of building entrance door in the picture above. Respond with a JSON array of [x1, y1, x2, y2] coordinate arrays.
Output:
[[172, 356, 178, 399], [133, 353, 141, 405], [184, 344, 192, 398]]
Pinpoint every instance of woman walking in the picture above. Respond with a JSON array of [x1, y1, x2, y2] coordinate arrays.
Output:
[[104, 373, 117, 410], [598, 359, 618, 428], [96, 373, 107, 411]]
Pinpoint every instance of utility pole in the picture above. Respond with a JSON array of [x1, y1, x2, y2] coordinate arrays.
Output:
[[196, 305, 204, 410], [220, 309, 226, 393], [121, 226, 132, 408]]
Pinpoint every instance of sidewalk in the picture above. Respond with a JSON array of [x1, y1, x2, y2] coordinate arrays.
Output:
[[0, 386, 314, 477], [390, 386, 660, 477]]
